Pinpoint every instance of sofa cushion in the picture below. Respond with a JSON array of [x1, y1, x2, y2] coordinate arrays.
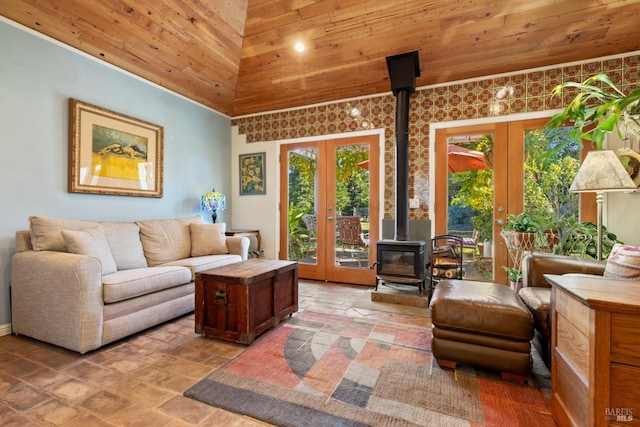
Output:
[[604, 243, 640, 280], [101, 222, 147, 270], [136, 216, 203, 266], [162, 254, 242, 280], [61, 226, 118, 275], [102, 266, 192, 303], [29, 216, 99, 252], [518, 287, 551, 337], [190, 223, 229, 256], [103, 282, 194, 321]]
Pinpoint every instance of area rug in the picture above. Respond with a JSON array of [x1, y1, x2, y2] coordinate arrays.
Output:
[[185, 311, 553, 426]]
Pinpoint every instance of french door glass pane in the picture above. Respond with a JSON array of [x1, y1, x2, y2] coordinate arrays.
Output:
[[287, 148, 318, 263], [522, 127, 580, 248], [447, 134, 494, 281], [334, 144, 370, 268]]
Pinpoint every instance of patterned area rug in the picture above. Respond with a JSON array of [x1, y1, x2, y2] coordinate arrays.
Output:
[[185, 311, 553, 426]]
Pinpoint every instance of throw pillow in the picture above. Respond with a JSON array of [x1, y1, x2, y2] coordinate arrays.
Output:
[[190, 223, 229, 256], [136, 216, 203, 266], [100, 222, 148, 270], [603, 243, 640, 280], [61, 226, 118, 275], [29, 215, 99, 252]]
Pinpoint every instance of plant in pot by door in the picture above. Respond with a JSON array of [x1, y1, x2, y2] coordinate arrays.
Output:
[[503, 266, 523, 293], [537, 217, 561, 251], [544, 229, 560, 251], [505, 212, 539, 249], [553, 219, 621, 259]]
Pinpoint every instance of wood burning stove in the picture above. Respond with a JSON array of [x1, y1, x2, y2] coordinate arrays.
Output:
[[376, 240, 426, 292], [374, 51, 428, 295]]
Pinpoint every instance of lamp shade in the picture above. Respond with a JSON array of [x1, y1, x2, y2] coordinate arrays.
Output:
[[569, 150, 636, 193], [201, 189, 226, 212]]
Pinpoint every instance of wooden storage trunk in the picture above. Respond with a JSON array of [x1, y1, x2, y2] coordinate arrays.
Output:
[[195, 259, 298, 344]]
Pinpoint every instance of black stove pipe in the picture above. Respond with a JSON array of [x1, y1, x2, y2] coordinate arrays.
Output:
[[395, 89, 410, 241], [386, 51, 420, 242]]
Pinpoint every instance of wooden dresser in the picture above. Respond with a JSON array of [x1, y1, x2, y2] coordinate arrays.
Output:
[[545, 274, 640, 427]]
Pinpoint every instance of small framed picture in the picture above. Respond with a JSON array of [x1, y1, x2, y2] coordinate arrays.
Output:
[[239, 152, 266, 195], [68, 98, 164, 197]]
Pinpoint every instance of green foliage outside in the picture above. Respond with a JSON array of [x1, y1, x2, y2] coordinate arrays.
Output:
[[288, 151, 317, 215], [287, 201, 310, 261], [288, 145, 370, 218], [287, 146, 370, 259], [335, 146, 370, 216], [522, 127, 581, 230]]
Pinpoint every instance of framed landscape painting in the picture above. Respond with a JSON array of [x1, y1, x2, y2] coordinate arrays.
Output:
[[239, 152, 266, 195], [68, 98, 164, 197]]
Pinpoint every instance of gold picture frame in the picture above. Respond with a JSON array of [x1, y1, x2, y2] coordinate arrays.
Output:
[[239, 152, 266, 195], [68, 98, 164, 197]]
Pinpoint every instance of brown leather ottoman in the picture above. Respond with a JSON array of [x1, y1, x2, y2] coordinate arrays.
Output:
[[429, 280, 534, 383]]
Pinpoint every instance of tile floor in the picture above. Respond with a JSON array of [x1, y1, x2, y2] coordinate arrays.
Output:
[[0, 281, 430, 426]]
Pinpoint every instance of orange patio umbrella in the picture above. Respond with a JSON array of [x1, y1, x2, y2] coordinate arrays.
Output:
[[356, 159, 370, 170], [448, 145, 488, 173]]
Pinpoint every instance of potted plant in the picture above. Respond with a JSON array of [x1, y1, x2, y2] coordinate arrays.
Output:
[[544, 229, 560, 251], [505, 212, 539, 248], [535, 216, 562, 251], [547, 73, 640, 150], [554, 219, 620, 259], [502, 266, 523, 293]]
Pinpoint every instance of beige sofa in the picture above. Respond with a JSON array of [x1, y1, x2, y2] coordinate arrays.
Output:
[[11, 215, 249, 353]]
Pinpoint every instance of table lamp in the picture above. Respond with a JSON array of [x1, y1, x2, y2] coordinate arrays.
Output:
[[201, 189, 226, 223], [569, 150, 636, 260]]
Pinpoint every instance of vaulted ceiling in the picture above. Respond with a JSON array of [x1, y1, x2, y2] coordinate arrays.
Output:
[[3, 1, 640, 117]]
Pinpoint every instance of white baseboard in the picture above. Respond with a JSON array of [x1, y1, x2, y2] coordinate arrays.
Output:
[[0, 323, 12, 337]]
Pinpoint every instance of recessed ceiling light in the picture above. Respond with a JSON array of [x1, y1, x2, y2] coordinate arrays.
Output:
[[294, 42, 305, 53]]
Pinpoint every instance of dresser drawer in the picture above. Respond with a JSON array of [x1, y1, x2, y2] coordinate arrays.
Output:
[[554, 349, 589, 427], [555, 287, 590, 335], [554, 288, 591, 381], [556, 314, 590, 381], [610, 363, 640, 426], [611, 313, 640, 362]]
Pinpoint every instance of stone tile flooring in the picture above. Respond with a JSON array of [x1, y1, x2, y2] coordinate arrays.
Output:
[[0, 281, 430, 426]]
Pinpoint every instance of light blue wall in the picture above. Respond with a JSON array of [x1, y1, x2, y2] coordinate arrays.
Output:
[[0, 19, 232, 326]]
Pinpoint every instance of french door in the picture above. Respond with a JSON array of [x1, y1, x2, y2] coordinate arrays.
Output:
[[279, 135, 379, 285], [434, 118, 594, 284]]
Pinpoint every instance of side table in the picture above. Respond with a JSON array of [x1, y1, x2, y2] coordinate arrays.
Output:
[[225, 229, 261, 254]]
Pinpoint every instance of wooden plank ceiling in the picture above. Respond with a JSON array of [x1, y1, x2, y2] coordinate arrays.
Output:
[[2, 0, 640, 117]]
